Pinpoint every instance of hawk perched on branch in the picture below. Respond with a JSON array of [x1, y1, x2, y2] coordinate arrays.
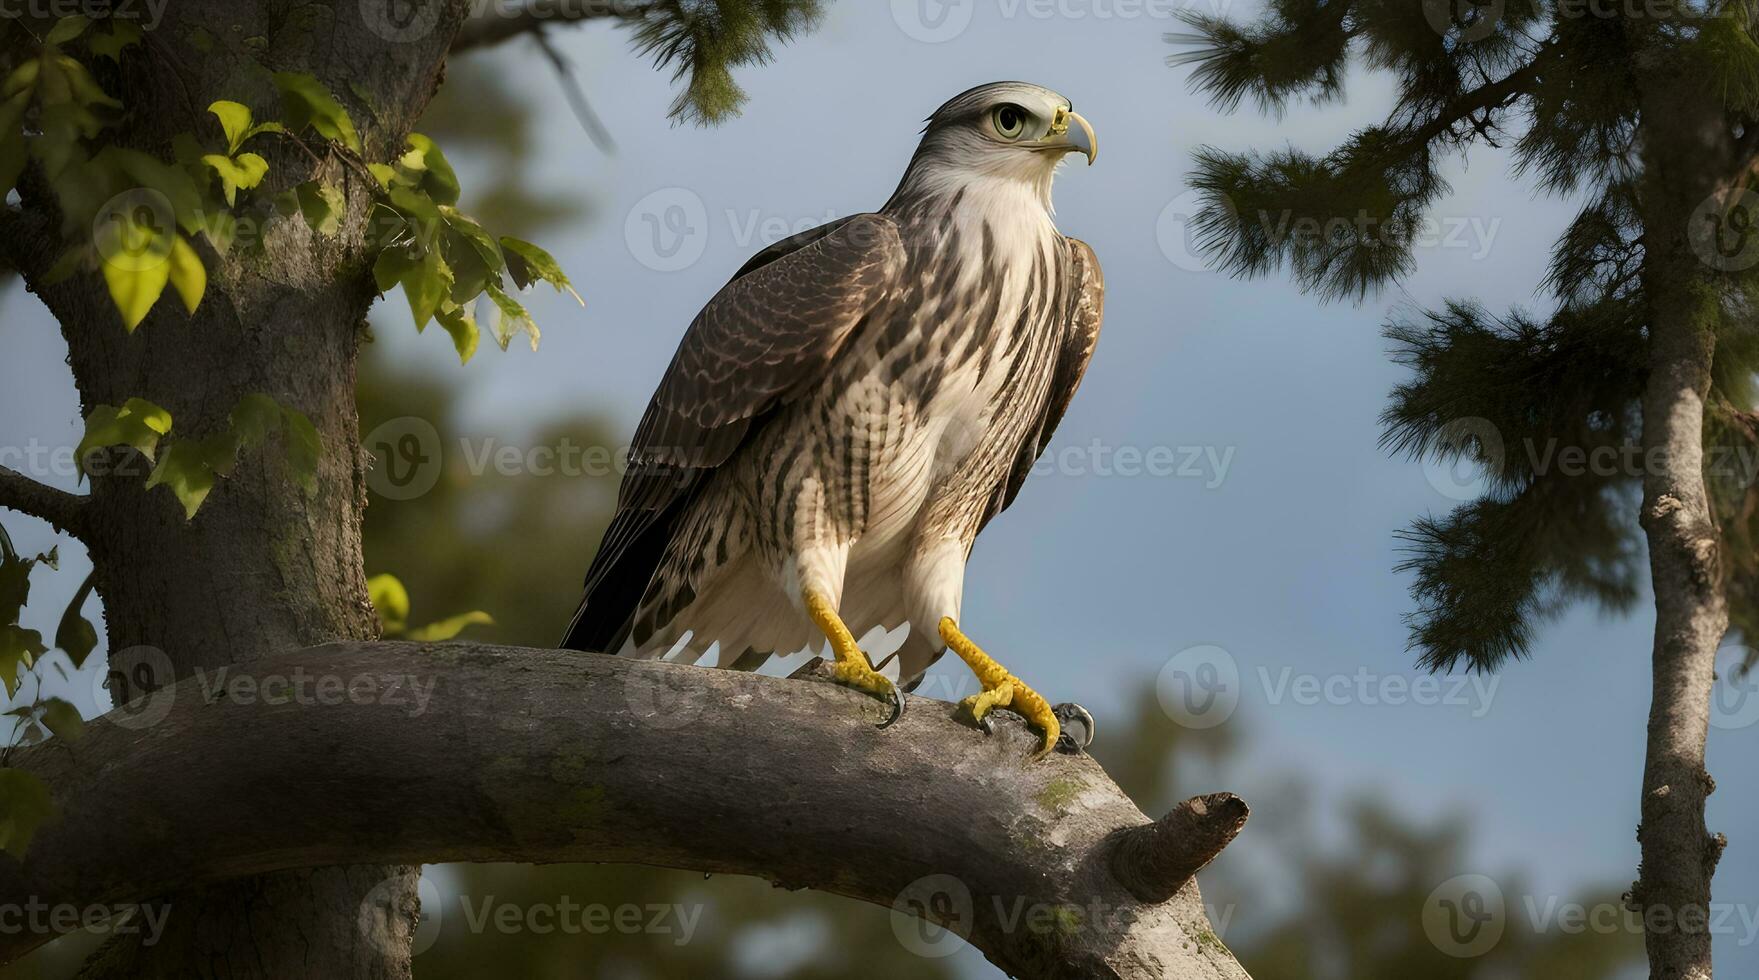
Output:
[[564, 82, 1103, 756]]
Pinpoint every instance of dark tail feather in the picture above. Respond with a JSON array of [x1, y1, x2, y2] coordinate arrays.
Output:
[[561, 496, 690, 653]]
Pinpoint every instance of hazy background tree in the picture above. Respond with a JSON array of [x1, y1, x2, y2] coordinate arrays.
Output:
[[1174, 3, 1757, 974]]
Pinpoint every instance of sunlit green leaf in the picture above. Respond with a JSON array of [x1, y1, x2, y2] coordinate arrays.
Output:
[[367, 162, 397, 189], [0, 768, 53, 859], [486, 283, 539, 353], [367, 573, 410, 634], [208, 100, 252, 154], [145, 440, 217, 520], [100, 231, 170, 331], [406, 610, 493, 642], [272, 72, 361, 154], [501, 237, 583, 305], [202, 151, 268, 207], [402, 245, 452, 330], [167, 235, 205, 315], [404, 133, 460, 206], [435, 303, 480, 364]]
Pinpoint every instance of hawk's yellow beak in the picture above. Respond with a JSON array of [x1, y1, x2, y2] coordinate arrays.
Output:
[[1045, 107, 1097, 165]]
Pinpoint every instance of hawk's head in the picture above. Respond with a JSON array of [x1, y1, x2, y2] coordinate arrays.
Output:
[[898, 81, 1096, 209]]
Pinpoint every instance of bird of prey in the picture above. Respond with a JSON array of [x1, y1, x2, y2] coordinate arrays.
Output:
[[564, 81, 1103, 757]]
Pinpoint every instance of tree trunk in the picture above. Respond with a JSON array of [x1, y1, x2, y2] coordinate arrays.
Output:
[[5, 2, 470, 975], [1626, 27, 1734, 980]]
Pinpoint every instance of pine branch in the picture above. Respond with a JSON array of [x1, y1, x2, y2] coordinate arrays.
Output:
[[0, 466, 87, 539]]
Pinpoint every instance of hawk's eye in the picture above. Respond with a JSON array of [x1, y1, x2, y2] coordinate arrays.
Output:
[[991, 104, 1029, 140]]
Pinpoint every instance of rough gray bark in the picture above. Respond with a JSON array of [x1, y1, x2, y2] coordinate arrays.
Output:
[[1, 2, 476, 976], [1626, 25, 1734, 980], [0, 642, 1253, 980]]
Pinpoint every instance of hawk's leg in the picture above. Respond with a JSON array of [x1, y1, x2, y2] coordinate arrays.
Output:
[[939, 617, 1059, 758], [804, 588, 904, 727]]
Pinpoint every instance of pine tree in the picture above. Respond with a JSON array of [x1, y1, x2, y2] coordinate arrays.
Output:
[[1174, 3, 1757, 976]]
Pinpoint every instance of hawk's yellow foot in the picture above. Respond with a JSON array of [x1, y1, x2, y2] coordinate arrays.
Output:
[[805, 588, 904, 727], [939, 617, 1059, 758]]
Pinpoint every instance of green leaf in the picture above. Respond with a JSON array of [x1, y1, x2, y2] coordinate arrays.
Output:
[[294, 181, 343, 236], [373, 244, 419, 295], [435, 303, 480, 364], [53, 573, 97, 669], [100, 146, 206, 235], [167, 235, 205, 315], [3, 61, 40, 99], [403, 246, 452, 330], [367, 573, 409, 634], [406, 610, 493, 642], [272, 72, 361, 154], [486, 283, 539, 353], [367, 162, 397, 189], [38, 697, 83, 742], [403, 133, 460, 206], [100, 234, 170, 332], [89, 21, 143, 62], [501, 237, 583, 305], [77, 398, 174, 476], [281, 407, 319, 494], [0, 768, 53, 859], [44, 15, 90, 47], [229, 393, 283, 448], [0, 625, 47, 698], [202, 152, 268, 207], [208, 100, 253, 154], [145, 440, 217, 520]]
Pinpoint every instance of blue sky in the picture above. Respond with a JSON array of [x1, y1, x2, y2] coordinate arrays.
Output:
[[1, 1, 1753, 974]]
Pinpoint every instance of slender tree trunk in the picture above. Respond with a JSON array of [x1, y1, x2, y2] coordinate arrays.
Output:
[[4, 2, 469, 975], [1627, 27, 1733, 980]]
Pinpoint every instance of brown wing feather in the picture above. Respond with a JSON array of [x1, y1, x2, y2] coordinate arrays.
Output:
[[563, 213, 906, 650], [980, 236, 1105, 531]]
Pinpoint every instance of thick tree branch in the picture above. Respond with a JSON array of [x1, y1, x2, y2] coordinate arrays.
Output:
[[0, 467, 86, 540], [451, 1, 647, 52], [0, 642, 1251, 980]]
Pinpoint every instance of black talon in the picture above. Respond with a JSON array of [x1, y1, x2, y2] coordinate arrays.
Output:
[[1052, 702, 1095, 754], [976, 712, 994, 736], [876, 685, 905, 728]]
